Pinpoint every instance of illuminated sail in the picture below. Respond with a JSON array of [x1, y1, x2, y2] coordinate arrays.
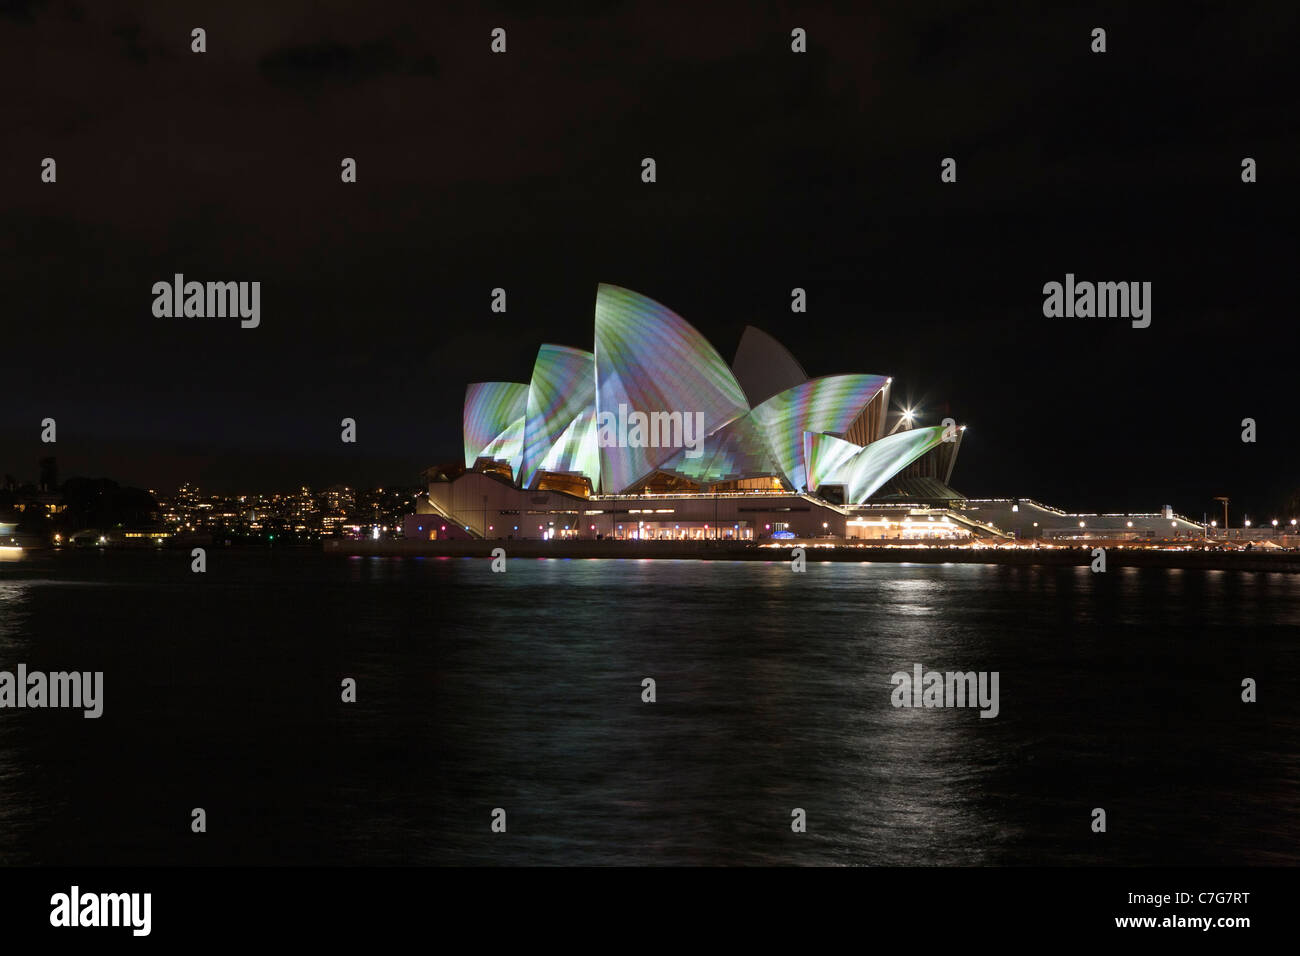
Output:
[[656, 411, 781, 485], [463, 381, 528, 477], [520, 344, 599, 489], [750, 375, 889, 492], [842, 426, 947, 502], [594, 284, 749, 493]]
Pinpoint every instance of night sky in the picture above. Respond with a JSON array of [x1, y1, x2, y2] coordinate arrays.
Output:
[[2, 1, 1295, 520]]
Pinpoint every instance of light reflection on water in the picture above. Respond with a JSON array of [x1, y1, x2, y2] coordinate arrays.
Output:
[[0, 552, 1297, 865]]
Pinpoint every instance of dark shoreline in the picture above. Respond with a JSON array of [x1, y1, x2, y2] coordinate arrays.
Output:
[[17, 540, 1297, 573], [318, 538, 1300, 573]]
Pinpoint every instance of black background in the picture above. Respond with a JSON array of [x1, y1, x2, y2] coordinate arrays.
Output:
[[2, 865, 1283, 942]]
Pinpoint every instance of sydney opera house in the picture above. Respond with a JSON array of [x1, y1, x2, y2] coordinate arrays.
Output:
[[407, 284, 983, 542]]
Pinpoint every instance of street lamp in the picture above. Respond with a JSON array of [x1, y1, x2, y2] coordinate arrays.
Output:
[[888, 406, 917, 434], [1213, 496, 1229, 530]]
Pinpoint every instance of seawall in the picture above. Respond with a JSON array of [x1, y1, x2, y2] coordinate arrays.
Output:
[[322, 538, 1300, 572]]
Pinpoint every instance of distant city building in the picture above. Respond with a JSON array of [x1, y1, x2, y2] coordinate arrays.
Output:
[[323, 484, 356, 515]]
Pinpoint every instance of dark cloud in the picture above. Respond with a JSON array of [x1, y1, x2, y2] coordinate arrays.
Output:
[[258, 39, 438, 94], [111, 20, 152, 64], [0, 0, 49, 23]]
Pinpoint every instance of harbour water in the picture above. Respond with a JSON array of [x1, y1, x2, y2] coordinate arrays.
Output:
[[1, 550, 1296, 865]]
